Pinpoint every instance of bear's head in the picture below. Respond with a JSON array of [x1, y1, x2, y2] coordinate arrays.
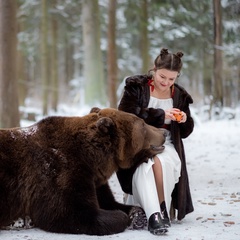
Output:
[[90, 107, 166, 169]]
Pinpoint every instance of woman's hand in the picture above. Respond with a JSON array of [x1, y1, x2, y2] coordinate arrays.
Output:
[[165, 108, 180, 120], [165, 108, 187, 123], [178, 111, 187, 123]]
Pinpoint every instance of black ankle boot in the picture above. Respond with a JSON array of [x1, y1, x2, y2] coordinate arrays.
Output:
[[148, 212, 168, 235], [160, 201, 171, 228]]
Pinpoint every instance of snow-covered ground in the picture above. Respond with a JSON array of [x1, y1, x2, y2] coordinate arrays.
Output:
[[1, 110, 240, 240]]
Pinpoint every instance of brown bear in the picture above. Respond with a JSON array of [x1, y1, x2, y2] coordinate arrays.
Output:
[[0, 107, 165, 235]]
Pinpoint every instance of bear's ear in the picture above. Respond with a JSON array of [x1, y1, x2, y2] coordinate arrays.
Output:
[[90, 107, 101, 113], [96, 117, 115, 134]]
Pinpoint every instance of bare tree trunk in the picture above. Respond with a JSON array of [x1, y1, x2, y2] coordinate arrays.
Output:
[[0, 0, 20, 127], [213, 0, 223, 108], [16, 10, 28, 107], [238, 63, 240, 105], [140, 0, 150, 73], [63, 32, 74, 85], [203, 51, 212, 98], [107, 0, 117, 108], [17, 46, 27, 107], [82, 0, 106, 106], [41, 0, 49, 115], [51, 0, 58, 112]]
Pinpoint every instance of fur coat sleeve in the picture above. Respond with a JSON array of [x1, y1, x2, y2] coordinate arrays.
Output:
[[170, 83, 194, 220], [118, 75, 165, 128]]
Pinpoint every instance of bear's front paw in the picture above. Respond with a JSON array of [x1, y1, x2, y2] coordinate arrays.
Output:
[[128, 206, 147, 230]]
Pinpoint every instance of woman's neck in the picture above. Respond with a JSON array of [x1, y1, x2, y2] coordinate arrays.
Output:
[[150, 87, 171, 99]]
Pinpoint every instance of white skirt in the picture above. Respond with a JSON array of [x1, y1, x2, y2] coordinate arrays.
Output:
[[125, 130, 181, 219]]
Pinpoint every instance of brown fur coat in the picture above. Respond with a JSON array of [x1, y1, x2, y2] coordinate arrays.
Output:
[[117, 74, 194, 221]]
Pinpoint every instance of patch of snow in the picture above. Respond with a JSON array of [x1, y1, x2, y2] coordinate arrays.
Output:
[[18, 125, 38, 137]]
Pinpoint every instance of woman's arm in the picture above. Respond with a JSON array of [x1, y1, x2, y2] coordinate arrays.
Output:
[[118, 75, 165, 128], [178, 95, 194, 139], [179, 109, 194, 139]]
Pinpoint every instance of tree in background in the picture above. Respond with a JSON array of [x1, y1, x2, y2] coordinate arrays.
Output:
[[41, 0, 49, 116], [50, 0, 59, 112], [0, 0, 20, 127], [82, 0, 106, 107], [0, 0, 239, 123], [107, 0, 117, 108], [213, 0, 223, 108], [222, 0, 240, 108], [17, 14, 28, 107], [140, 0, 150, 73], [121, 1, 149, 75]]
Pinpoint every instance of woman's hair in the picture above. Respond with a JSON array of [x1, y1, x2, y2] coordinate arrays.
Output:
[[151, 48, 184, 73]]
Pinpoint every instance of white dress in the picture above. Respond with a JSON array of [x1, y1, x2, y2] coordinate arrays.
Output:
[[125, 97, 181, 219]]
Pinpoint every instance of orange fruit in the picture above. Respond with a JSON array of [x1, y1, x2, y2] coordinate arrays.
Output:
[[173, 112, 183, 122]]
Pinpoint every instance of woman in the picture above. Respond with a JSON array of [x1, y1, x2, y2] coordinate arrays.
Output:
[[117, 48, 194, 235]]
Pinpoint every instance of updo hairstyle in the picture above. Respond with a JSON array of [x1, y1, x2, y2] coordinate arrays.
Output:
[[151, 48, 184, 74]]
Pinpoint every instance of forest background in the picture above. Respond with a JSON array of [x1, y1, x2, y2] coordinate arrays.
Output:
[[0, 0, 239, 128]]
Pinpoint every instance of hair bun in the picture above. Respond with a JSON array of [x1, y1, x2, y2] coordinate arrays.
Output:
[[160, 48, 168, 57], [176, 51, 184, 58], [154, 48, 183, 72]]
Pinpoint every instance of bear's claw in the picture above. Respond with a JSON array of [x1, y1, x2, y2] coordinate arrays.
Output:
[[128, 207, 147, 230]]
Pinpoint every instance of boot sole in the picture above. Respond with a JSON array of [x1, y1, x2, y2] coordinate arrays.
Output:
[[149, 227, 168, 235]]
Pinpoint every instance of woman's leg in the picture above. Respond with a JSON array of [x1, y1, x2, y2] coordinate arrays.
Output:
[[152, 156, 165, 204], [152, 156, 171, 227], [131, 160, 168, 235], [131, 162, 160, 219]]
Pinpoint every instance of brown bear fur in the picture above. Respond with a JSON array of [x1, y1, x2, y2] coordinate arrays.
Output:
[[0, 107, 165, 235]]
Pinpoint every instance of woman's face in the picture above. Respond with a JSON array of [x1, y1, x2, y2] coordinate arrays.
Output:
[[154, 68, 178, 91]]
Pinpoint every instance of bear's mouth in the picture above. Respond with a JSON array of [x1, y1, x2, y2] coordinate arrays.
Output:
[[151, 145, 165, 153]]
